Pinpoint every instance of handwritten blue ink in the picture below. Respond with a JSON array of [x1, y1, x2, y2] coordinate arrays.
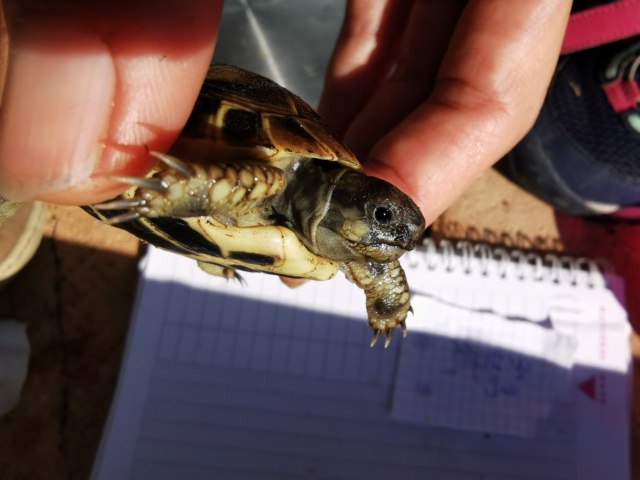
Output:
[[451, 341, 533, 398]]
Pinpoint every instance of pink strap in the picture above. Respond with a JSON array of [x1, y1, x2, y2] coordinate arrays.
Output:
[[602, 76, 640, 112], [562, 0, 640, 54], [611, 205, 640, 219]]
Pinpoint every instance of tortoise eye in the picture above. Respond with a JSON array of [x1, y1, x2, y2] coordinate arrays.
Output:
[[374, 206, 393, 224]]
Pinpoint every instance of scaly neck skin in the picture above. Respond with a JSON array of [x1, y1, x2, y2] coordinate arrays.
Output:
[[273, 160, 425, 264], [271, 159, 347, 257]]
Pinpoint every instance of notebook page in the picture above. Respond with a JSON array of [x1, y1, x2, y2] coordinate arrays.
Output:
[[91, 243, 631, 480], [392, 244, 631, 479]]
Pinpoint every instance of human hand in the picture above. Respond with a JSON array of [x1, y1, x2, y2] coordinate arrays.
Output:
[[318, 0, 572, 225], [0, 0, 222, 205]]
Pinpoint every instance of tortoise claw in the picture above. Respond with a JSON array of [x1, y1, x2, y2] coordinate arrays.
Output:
[[370, 329, 381, 347], [93, 198, 147, 211], [103, 211, 142, 225], [384, 330, 392, 348], [400, 320, 407, 337], [371, 326, 401, 348], [148, 150, 193, 178], [370, 328, 395, 348], [110, 176, 169, 192], [93, 198, 148, 225], [224, 269, 246, 287]]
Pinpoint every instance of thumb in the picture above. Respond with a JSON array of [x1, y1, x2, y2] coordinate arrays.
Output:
[[0, 0, 221, 205]]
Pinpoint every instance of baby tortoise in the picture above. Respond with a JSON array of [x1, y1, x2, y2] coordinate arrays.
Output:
[[86, 64, 425, 347]]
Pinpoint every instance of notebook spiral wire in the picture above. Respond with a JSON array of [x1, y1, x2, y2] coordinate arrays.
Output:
[[405, 238, 613, 289]]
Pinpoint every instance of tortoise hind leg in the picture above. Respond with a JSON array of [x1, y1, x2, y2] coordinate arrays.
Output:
[[94, 151, 286, 226], [197, 261, 245, 285]]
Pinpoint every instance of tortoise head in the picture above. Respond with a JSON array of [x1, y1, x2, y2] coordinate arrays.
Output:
[[315, 169, 425, 262]]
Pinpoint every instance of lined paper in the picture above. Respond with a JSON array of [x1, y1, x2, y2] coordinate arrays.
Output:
[[91, 243, 631, 480]]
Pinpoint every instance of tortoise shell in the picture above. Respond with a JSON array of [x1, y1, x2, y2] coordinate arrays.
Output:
[[176, 63, 361, 171]]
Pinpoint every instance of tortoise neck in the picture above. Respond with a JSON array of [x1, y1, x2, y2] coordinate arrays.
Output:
[[271, 160, 348, 255]]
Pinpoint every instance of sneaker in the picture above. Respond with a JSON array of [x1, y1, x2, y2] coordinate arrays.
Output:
[[498, 0, 640, 218], [498, 37, 640, 217]]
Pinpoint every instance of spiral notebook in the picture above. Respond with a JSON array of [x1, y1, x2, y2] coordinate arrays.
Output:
[[91, 240, 631, 480]]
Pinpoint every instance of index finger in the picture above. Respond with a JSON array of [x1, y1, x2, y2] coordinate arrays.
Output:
[[376, 1, 571, 223], [334, 0, 571, 224]]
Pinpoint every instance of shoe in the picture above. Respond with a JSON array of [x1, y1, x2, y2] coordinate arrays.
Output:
[[498, 0, 640, 218], [499, 37, 640, 217]]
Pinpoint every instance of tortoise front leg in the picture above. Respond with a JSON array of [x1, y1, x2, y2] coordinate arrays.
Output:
[[93, 151, 286, 225], [340, 259, 412, 348]]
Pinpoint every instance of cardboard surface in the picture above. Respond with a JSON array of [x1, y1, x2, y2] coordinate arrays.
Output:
[[0, 206, 139, 480]]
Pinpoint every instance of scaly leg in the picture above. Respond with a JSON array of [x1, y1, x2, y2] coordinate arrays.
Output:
[[94, 151, 287, 226], [340, 259, 411, 348], [197, 261, 245, 285]]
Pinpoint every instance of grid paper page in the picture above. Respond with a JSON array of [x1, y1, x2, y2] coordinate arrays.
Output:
[[393, 247, 581, 436], [91, 244, 631, 480], [392, 246, 630, 479]]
